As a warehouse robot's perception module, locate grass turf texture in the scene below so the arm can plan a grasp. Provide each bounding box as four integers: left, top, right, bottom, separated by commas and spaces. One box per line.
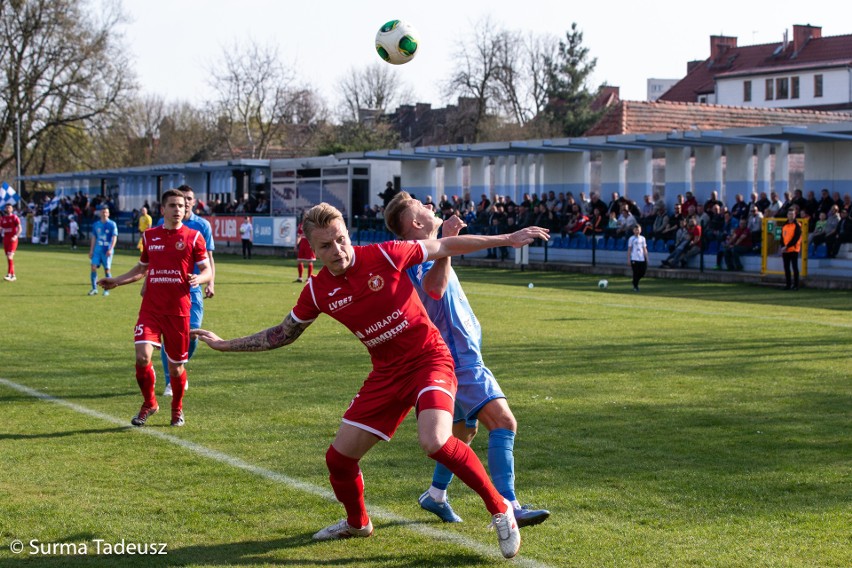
0, 245, 850, 567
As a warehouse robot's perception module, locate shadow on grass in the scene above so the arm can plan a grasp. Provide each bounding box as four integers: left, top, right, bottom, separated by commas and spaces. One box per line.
2, 527, 485, 567
0, 426, 129, 440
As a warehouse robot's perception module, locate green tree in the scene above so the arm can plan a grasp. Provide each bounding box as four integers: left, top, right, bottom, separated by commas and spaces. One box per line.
543, 23, 603, 137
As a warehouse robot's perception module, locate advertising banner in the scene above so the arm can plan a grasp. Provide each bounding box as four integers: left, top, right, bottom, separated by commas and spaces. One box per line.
211, 216, 241, 244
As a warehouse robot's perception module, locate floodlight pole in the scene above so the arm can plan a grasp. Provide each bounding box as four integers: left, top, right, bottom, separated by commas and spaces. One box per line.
15, 113, 23, 195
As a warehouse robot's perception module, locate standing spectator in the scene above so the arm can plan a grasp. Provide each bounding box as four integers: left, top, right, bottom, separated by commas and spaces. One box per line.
295, 213, 315, 282
98, 189, 211, 427
827, 207, 851, 259
191, 201, 548, 557
780, 207, 802, 290
68, 215, 80, 250
2, 203, 21, 281
240, 216, 253, 259
627, 225, 648, 292
137, 206, 152, 252
88, 205, 118, 296
378, 181, 399, 208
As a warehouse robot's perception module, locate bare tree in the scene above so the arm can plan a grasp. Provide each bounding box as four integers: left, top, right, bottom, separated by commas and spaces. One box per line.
208, 39, 312, 159
444, 17, 506, 142
338, 63, 410, 121
494, 31, 559, 127
0, 0, 135, 182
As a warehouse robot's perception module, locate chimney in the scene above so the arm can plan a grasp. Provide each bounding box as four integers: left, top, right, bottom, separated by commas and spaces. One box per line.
710, 35, 738, 61
792, 24, 821, 52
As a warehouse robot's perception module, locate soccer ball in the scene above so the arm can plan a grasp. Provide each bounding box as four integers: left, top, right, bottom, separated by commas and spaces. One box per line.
598, 279, 609, 289
375, 20, 420, 65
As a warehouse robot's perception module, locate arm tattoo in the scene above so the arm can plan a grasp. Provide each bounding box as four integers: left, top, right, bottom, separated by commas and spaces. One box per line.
226, 314, 308, 352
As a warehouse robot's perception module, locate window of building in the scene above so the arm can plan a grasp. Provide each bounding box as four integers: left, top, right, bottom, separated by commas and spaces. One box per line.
814, 74, 823, 97
744, 80, 752, 102
791, 76, 800, 99
765, 78, 774, 100
776, 77, 789, 100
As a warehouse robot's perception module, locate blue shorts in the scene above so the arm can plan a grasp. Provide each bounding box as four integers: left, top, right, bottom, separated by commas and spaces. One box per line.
453, 363, 505, 427
91, 248, 113, 270
189, 290, 204, 329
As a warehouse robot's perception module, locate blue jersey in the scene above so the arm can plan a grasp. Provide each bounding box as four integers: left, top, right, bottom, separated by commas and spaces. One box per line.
407, 261, 483, 369
92, 219, 118, 249
156, 213, 214, 301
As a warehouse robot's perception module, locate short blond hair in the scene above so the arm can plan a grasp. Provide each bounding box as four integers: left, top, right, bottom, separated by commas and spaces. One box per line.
302, 203, 343, 241
384, 191, 417, 238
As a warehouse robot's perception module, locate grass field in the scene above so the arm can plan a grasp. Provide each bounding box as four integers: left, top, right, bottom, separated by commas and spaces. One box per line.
1, 245, 850, 567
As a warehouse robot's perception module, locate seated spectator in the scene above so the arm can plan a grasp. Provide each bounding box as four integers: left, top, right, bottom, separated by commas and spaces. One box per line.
564, 204, 588, 236
730, 193, 748, 221
705, 205, 726, 242
615, 206, 638, 238
704, 190, 723, 213
583, 208, 605, 238
604, 211, 619, 240
827, 207, 851, 258
747, 206, 764, 250
765, 191, 783, 217
638, 195, 656, 234
657, 204, 682, 242
722, 220, 753, 271
809, 211, 828, 244
661, 217, 702, 268
652, 207, 672, 241
811, 205, 840, 248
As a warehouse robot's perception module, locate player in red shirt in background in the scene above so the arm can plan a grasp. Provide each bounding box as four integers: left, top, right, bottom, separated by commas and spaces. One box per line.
2, 203, 22, 281
98, 189, 211, 427
294, 212, 316, 282
193, 202, 549, 559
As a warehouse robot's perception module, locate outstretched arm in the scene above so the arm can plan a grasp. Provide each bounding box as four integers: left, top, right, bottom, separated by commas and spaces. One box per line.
421, 216, 466, 300
422, 225, 549, 262
191, 313, 311, 352
98, 263, 147, 290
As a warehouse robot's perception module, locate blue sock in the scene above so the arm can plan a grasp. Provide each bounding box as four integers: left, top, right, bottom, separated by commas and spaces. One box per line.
488, 428, 517, 502
90, 270, 97, 289
160, 347, 171, 386
431, 462, 454, 491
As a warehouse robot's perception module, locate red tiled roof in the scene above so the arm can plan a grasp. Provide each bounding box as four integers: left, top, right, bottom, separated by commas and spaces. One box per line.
584, 100, 851, 136
661, 33, 852, 102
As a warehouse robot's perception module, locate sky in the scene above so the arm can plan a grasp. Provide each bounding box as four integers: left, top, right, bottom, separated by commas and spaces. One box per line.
120, 0, 843, 112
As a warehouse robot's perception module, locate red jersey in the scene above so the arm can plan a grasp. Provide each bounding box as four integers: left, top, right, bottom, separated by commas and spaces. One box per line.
1, 213, 21, 243
292, 240, 448, 373
296, 223, 316, 260
139, 224, 208, 316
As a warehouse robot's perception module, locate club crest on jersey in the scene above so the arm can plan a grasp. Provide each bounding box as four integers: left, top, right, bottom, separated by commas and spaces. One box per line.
175, 240, 185, 250
367, 274, 384, 292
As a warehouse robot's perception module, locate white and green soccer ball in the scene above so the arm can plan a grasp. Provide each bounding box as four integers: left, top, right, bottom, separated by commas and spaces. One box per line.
375, 20, 420, 65
598, 279, 609, 289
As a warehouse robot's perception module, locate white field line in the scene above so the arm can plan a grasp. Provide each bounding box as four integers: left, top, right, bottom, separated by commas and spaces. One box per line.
0, 377, 552, 568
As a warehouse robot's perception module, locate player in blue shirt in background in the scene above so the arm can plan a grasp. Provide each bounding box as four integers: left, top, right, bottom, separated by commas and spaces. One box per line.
151, 185, 216, 396
88, 205, 118, 296
384, 191, 550, 528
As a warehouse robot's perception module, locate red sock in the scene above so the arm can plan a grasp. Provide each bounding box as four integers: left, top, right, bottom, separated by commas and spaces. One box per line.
429, 436, 507, 515
297, 262, 304, 278
307, 263, 314, 278
135, 363, 157, 408
326, 445, 369, 528
7, 258, 13, 275
171, 369, 186, 412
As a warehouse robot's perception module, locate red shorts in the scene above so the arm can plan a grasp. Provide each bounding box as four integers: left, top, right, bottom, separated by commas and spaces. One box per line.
4, 236, 18, 254
134, 312, 190, 364
342, 355, 457, 441
297, 239, 316, 261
